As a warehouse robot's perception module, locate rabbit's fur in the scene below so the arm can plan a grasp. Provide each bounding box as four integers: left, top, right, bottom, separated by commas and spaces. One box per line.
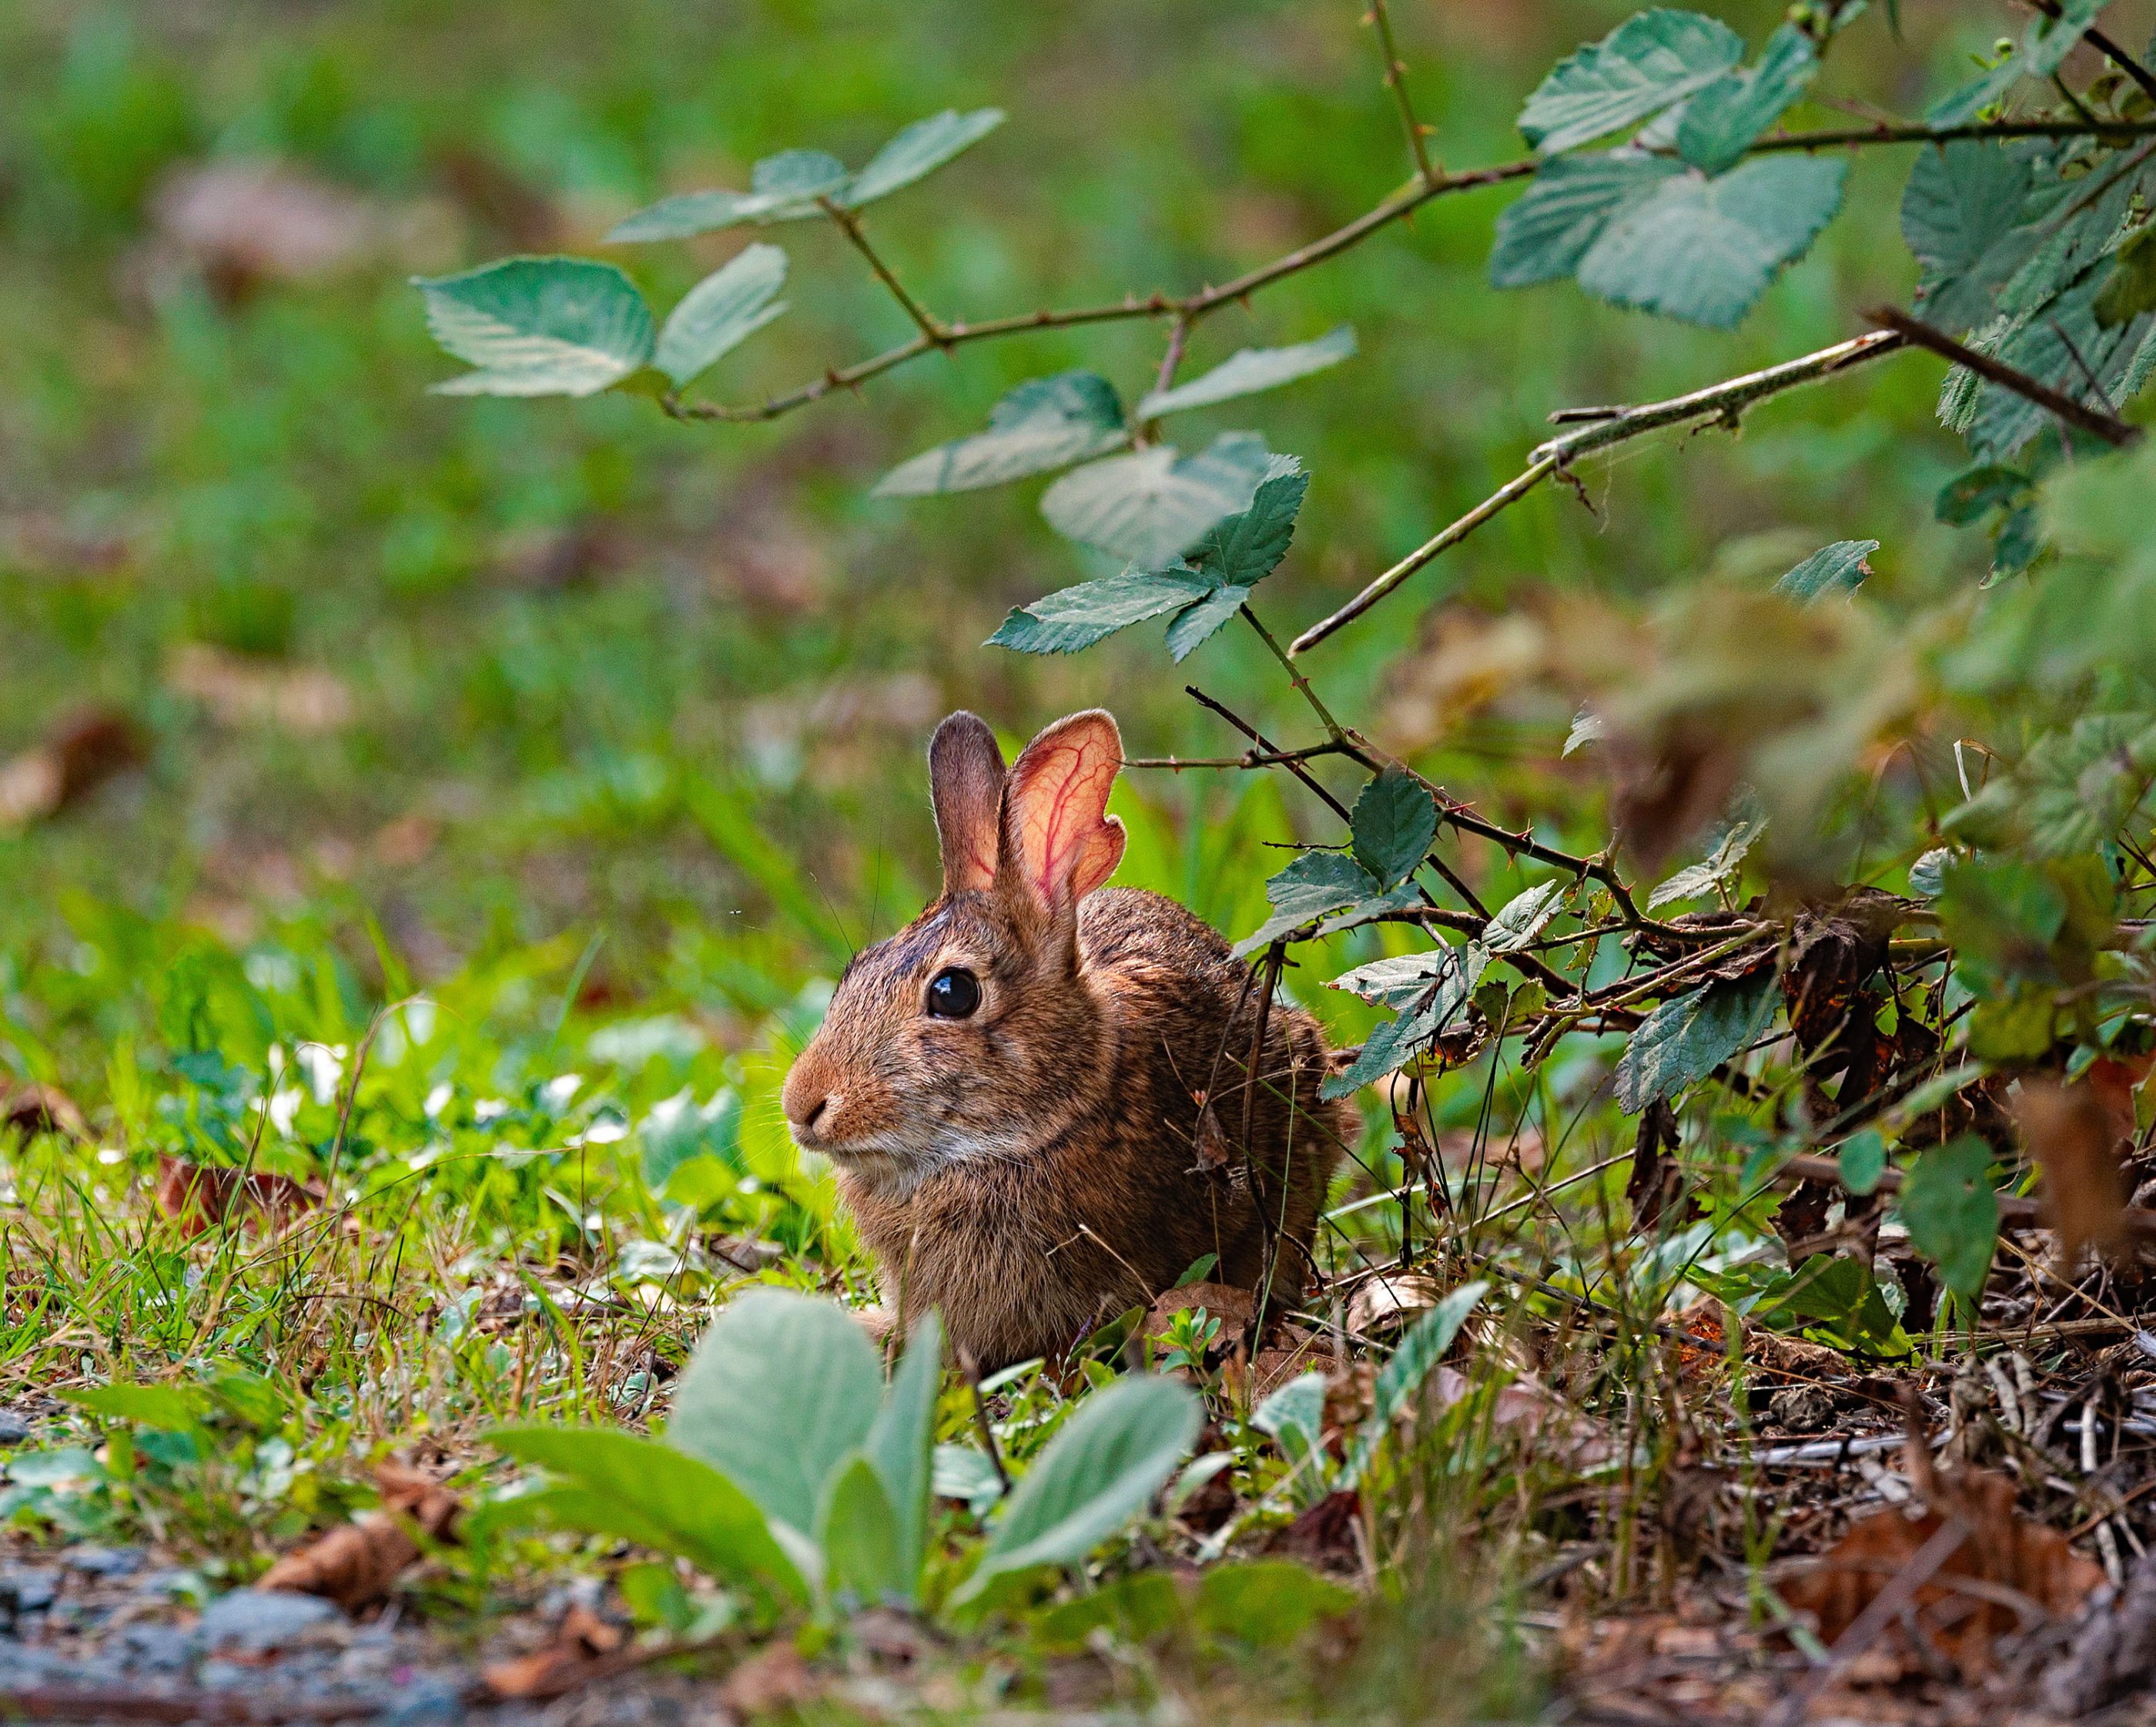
782, 708, 1351, 1368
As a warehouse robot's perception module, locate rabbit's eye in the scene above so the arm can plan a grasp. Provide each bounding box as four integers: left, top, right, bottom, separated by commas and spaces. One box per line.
926, 967, 981, 1019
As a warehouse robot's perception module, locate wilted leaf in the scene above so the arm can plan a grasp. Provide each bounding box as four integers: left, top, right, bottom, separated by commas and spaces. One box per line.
607, 149, 849, 242
1490, 152, 1681, 288
1350, 767, 1438, 889
1322, 945, 1488, 1099
2015, 1078, 2127, 1266
1614, 970, 1778, 1112
1137, 327, 1357, 419
1900, 1135, 2000, 1303
987, 566, 1211, 656
1516, 9, 1745, 154
0, 1080, 86, 1140
1676, 23, 1818, 176
1574, 156, 1845, 329
840, 109, 1005, 208
876, 372, 1127, 496
155, 1156, 322, 1237
654, 244, 788, 388
414, 258, 655, 397
1040, 433, 1291, 565
1347, 1273, 1448, 1340
1773, 538, 1877, 603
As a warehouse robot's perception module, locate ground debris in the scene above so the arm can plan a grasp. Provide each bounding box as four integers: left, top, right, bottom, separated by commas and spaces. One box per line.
256, 1463, 460, 1610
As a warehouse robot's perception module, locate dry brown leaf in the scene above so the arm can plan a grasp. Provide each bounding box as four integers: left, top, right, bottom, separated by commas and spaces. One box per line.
0, 708, 144, 828
0, 1081, 87, 1140
1189, 1096, 1234, 1173
258, 1463, 461, 1611
1146, 1282, 1254, 1357
1382, 604, 1548, 751
1266, 1488, 1362, 1574
2017, 1076, 2128, 1267
169, 644, 354, 733
720, 1642, 819, 1718
155, 1156, 323, 1237
1347, 1272, 1446, 1340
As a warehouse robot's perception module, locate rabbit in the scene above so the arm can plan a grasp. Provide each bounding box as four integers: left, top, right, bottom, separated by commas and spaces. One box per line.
781, 708, 1353, 1370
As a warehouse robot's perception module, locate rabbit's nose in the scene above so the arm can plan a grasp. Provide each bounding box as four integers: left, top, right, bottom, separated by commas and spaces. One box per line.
798, 1096, 829, 1133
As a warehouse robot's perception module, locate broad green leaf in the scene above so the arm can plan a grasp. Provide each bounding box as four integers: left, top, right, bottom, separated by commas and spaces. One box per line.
1137, 327, 1357, 419
1900, 142, 2034, 334
841, 109, 1004, 208
1963, 277, 2150, 461
665, 1289, 882, 1541
1647, 802, 1766, 909
875, 372, 1127, 496
988, 567, 1211, 656
1194, 1561, 1356, 1646
815, 1453, 909, 1605
654, 244, 788, 389
1321, 946, 1488, 1099
1251, 1372, 1327, 1465
606, 149, 849, 242
62, 1385, 205, 1433
1312, 882, 1425, 939
414, 258, 654, 397
1899, 1136, 2000, 1302
1516, 9, 1745, 154
1490, 152, 1682, 288
864, 1311, 942, 1601
2097, 225, 2156, 329
639, 1086, 742, 1193
1040, 433, 1292, 565
1838, 1129, 1887, 1197
1774, 538, 1878, 602
932, 1443, 1006, 1514
487, 1427, 808, 1601
1935, 464, 2029, 524
955, 1374, 1200, 1603
1340, 1281, 1488, 1487
1163, 584, 1251, 663
1330, 945, 1478, 1011
1183, 467, 1309, 587
1676, 23, 1818, 175
1484, 880, 1565, 952
1233, 852, 1379, 957
1575, 156, 1845, 328
1032, 1570, 1183, 1652
1613, 970, 1777, 1112
1350, 767, 1438, 889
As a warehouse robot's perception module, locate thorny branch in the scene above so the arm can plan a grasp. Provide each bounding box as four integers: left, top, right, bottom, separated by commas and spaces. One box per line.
1866, 305, 2144, 448
1365, 0, 1437, 187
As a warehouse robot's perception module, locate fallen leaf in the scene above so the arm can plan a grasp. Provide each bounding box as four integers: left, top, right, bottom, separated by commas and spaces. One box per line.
0, 1081, 86, 1140
1266, 1488, 1362, 1574
721, 1642, 819, 1718
155, 1156, 323, 1237
2016, 1077, 2128, 1267
1347, 1273, 1446, 1340
0, 708, 145, 828
258, 1463, 461, 1611
169, 644, 353, 733
1146, 1282, 1255, 1354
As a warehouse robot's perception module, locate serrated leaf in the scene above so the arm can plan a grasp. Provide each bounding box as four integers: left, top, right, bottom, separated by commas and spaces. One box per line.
415, 258, 654, 397
840, 109, 1004, 208
1490, 152, 1682, 288
1040, 433, 1292, 565
1676, 23, 1818, 176
654, 244, 788, 389
1184, 467, 1309, 587
1313, 882, 1424, 938
607, 149, 849, 243
988, 566, 1212, 656
1647, 803, 1766, 909
1935, 463, 2030, 524
1517, 9, 1745, 155
954, 1375, 1199, 1604
1163, 584, 1250, 662
1900, 1135, 1999, 1300
876, 372, 1127, 496
1485, 880, 1565, 952
1901, 142, 2034, 334
1321, 944, 1488, 1099
1233, 852, 1380, 957
1351, 767, 1438, 889
1330, 945, 1475, 1010
2097, 225, 2156, 329
1773, 538, 1878, 603
1575, 156, 1844, 328
1927, 0, 2108, 126
1614, 970, 1777, 1112
1137, 327, 1357, 419
665, 1289, 882, 1542
1965, 276, 2150, 461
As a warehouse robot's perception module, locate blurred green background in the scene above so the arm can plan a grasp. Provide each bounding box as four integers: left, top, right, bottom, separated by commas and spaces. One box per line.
0, 0, 2097, 1093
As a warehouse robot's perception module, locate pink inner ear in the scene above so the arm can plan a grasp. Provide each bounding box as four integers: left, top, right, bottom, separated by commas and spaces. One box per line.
1009, 718, 1122, 906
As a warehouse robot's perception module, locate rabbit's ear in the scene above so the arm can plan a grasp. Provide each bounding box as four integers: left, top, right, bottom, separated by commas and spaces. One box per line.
998, 710, 1127, 919
929, 711, 1006, 895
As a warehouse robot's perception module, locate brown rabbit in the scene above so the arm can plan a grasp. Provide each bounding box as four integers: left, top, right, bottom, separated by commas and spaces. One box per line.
781, 708, 1353, 1369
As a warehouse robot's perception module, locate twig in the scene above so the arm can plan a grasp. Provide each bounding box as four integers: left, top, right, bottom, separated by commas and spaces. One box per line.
1186, 685, 1354, 823
956, 1344, 1013, 1493
1288, 330, 1908, 654
2029, 0, 2156, 105
819, 196, 946, 345
1366, 0, 1437, 185
1749, 115, 2156, 149
1122, 742, 1349, 771
1865, 306, 2141, 447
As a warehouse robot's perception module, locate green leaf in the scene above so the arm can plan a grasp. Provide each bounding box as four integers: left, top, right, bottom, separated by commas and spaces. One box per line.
2097, 226, 2156, 329
954, 1374, 1200, 1604
1194, 1561, 1355, 1646
815, 1453, 909, 1605
1340, 1281, 1488, 1488
1927, 0, 2108, 126
1040, 433, 1291, 565
1575, 156, 1845, 329
1900, 142, 2034, 334
1773, 538, 1878, 602
1935, 463, 2030, 524
62, 1385, 205, 1434
1350, 767, 1438, 889
1676, 23, 1818, 176
665, 1289, 882, 1541
840, 109, 1004, 208
1484, 880, 1565, 952
1251, 1372, 1327, 1465
606, 149, 849, 242
1647, 802, 1766, 909
1899, 1136, 2000, 1303
988, 566, 1212, 656
654, 244, 788, 389
1233, 852, 1380, 957
1614, 970, 1778, 1112
1163, 584, 1251, 663
864, 1312, 941, 1602
1838, 1129, 1887, 1197
1033, 1571, 1183, 1652
487, 1427, 808, 1601
1183, 467, 1308, 587
1321, 945, 1489, 1099
1137, 327, 1357, 419
1517, 9, 1745, 154
875, 372, 1127, 496
1490, 152, 1681, 288
414, 258, 655, 397
1330, 945, 1479, 1011
640, 1086, 742, 1193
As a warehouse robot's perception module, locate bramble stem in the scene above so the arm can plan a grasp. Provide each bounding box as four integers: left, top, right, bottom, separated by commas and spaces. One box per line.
1366, 1, 1437, 186
819, 197, 946, 346
1866, 306, 2142, 447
